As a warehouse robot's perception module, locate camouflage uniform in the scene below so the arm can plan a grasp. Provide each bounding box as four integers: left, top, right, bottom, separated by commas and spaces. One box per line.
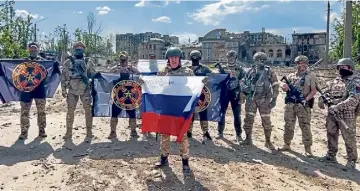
19, 42, 47, 140
319, 58, 360, 169
217, 50, 246, 141
108, 51, 141, 139
242, 52, 279, 150
155, 47, 197, 172
279, 56, 317, 156
61, 41, 96, 140
187, 50, 212, 142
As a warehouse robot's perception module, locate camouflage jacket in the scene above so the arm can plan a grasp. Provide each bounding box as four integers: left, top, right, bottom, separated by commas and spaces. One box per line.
110, 64, 140, 74
320, 75, 360, 118
157, 66, 194, 76
218, 62, 246, 91
286, 70, 317, 98
188, 63, 212, 76
244, 65, 279, 99
61, 58, 96, 95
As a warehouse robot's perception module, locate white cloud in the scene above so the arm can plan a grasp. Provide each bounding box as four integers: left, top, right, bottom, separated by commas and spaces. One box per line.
96, 6, 111, 15
135, 0, 146, 7
324, 12, 340, 23
189, 0, 270, 26
152, 16, 171, 23
15, 9, 40, 19
186, 22, 193, 25
171, 32, 199, 44
73, 11, 83, 14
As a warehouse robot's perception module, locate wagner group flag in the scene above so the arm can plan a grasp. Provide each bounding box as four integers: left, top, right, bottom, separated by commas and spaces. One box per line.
0, 59, 60, 103
141, 75, 205, 142
193, 73, 229, 122
91, 72, 142, 118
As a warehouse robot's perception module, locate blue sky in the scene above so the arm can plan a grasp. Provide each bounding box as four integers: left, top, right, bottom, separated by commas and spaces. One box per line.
11, 0, 343, 44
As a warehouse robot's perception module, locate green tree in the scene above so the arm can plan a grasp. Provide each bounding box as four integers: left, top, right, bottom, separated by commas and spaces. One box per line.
330, 1, 360, 66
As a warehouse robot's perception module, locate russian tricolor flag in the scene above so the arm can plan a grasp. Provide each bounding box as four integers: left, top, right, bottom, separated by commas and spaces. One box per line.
140, 75, 205, 142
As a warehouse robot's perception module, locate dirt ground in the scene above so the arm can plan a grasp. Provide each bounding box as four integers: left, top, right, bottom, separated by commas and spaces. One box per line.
0, 72, 359, 191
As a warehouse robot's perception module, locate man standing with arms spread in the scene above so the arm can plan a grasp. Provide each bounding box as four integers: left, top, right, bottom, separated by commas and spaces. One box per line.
217, 50, 246, 142
154, 47, 206, 172
108, 51, 141, 139
18, 42, 47, 140
278, 55, 317, 157
242, 52, 279, 150
61, 41, 96, 141
186, 50, 212, 143
319, 58, 360, 170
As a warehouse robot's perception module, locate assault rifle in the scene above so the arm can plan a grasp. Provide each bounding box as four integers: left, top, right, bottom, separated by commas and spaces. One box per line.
315, 84, 350, 130
281, 76, 306, 105
214, 62, 225, 74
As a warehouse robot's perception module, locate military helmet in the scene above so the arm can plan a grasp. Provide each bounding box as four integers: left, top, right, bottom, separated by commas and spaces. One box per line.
190, 50, 202, 59
73, 41, 86, 49
28, 42, 40, 49
294, 55, 309, 64
165, 47, 182, 59
119, 51, 129, 59
337, 58, 354, 70
226, 50, 238, 58
253, 52, 268, 62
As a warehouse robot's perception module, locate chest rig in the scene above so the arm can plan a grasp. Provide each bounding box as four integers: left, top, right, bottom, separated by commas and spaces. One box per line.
246, 66, 272, 97
329, 77, 349, 101
69, 58, 87, 79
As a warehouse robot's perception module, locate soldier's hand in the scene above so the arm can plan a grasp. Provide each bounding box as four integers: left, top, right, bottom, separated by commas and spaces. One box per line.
62, 91, 67, 98
282, 84, 289, 92
328, 105, 338, 115
202, 77, 208, 84
270, 98, 277, 109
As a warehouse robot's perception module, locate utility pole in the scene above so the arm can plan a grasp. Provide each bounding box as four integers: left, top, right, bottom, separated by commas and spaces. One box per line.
343, 1, 353, 58
325, 1, 331, 64
33, 18, 47, 42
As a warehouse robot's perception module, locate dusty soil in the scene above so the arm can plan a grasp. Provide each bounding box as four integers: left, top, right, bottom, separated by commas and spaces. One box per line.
0, 70, 359, 191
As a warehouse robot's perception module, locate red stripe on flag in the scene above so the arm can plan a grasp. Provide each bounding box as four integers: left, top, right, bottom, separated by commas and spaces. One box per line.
141, 112, 193, 142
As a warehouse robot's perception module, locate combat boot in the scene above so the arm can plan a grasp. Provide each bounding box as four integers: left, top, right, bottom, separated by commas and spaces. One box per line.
62, 127, 72, 140
264, 130, 275, 150
38, 128, 47, 138
18, 131, 28, 140
278, 144, 291, 151
154, 155, 169, 168
242, 132, 252, 145
107, 131, 117, 139
202, 131, 212, 144
216, 124, 224, 139
236, 134, 243, 143
130, 129, 139, 138
304, 146, 313, 157
319, 154, 337, 163
343, 160, 356, 171
182, 158, 191, 172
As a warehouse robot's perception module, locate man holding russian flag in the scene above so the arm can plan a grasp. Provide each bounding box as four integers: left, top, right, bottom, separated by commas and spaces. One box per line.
140, 47, 206, 172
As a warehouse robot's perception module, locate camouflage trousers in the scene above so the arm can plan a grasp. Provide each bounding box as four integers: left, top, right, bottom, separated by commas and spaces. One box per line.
283, 103, 312, 147
110, 118, 137, 131
20, 99, 46, 134
326, 114, 357, 161
188, 111, 208, 134
160, 134, 189, 159
66, 93, 93, 133
243, 97, 272, 139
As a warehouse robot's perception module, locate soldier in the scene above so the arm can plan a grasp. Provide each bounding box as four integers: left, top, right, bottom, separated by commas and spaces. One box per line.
319, 58, 360, 170
186, 50, 212, 142
149, 52, 156, 59
18, 42, 47, 140
278, 55, 317, 157
241, 52, 279, 150
61, 41, 96, 140
154, 47, 206, 172
216, 50, 246, 142
108, 51, 141, 139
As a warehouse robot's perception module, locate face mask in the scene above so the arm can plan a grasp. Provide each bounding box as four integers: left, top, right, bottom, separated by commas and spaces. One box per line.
339, 68, 353, 77
74, 48, 84, 57
29, 51, 38, 58
191, 59, 200, 66
120, 59, 127, 66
